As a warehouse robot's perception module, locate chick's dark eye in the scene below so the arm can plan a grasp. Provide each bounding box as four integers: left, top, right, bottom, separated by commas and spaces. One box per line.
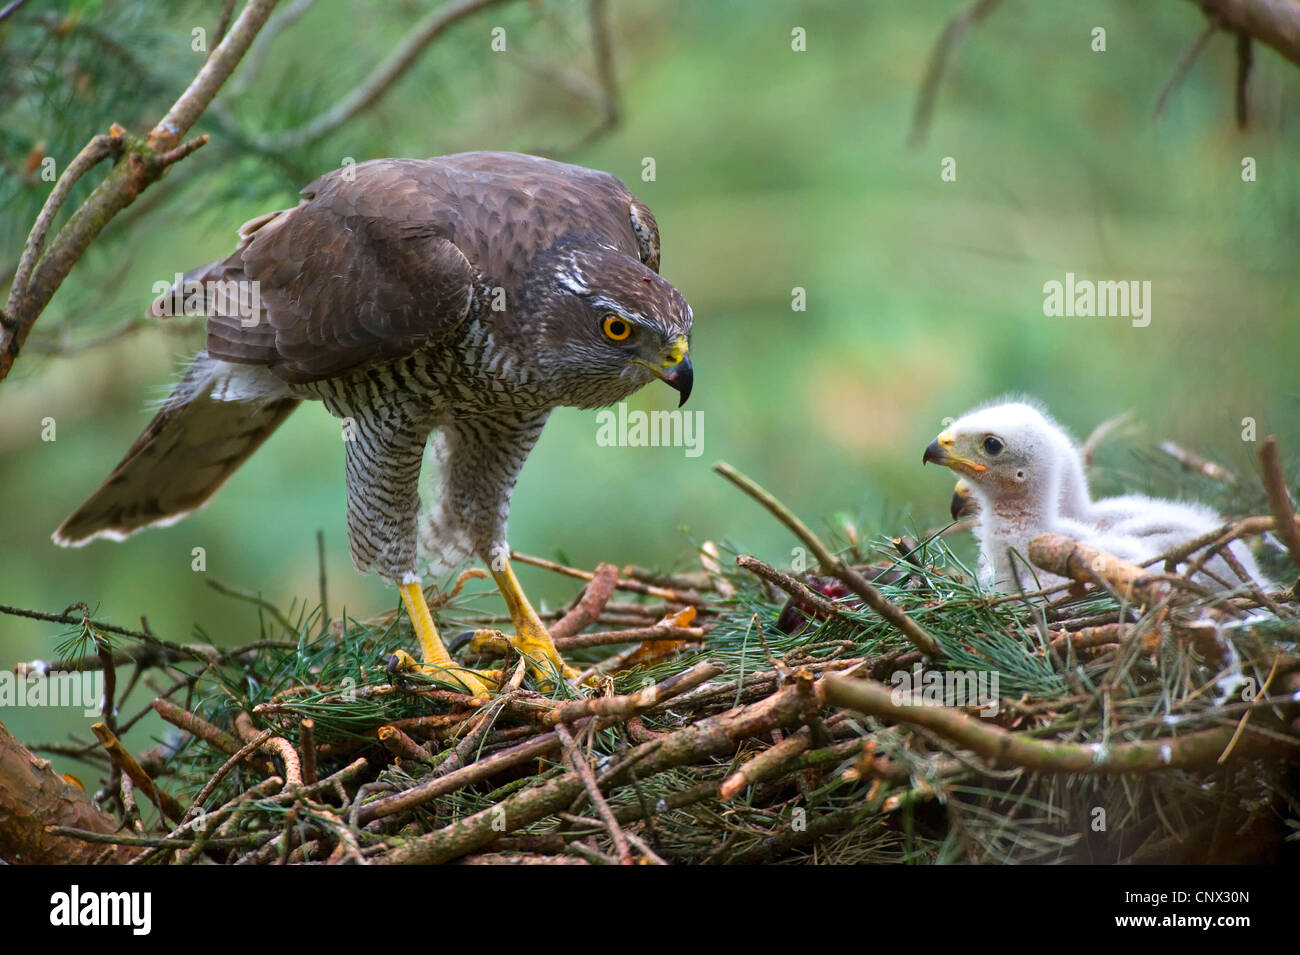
983, 436, 1004, 456
601, 314, 631, 342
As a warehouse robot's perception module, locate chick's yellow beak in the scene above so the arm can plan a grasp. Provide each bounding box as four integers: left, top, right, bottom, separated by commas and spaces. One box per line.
922, 430, 987, 474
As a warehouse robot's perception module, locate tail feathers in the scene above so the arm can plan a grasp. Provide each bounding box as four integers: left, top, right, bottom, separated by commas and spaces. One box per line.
54, 354, 298, 546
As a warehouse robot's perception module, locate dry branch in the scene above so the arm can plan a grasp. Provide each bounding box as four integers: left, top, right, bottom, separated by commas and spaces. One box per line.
250, 0, 509, 150
1029, 533, 1173, 607
823, 674, 1288, 773
1259, 436, 1300, 572
0, 0, 277, 382
715, 461, 940, 656
0, 719, 142, 863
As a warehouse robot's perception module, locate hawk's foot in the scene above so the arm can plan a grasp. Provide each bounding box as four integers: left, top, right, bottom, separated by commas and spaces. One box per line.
462, 625, 584, 687
487, 557, 588, 689
397, 580, 495, 698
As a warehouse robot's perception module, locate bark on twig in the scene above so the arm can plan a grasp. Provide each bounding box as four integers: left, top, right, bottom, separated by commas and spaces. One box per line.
823, 674, 1286, 773
250, 0, 509, 150
557, 723, 631, 864
0, 719, 142, 863
551, 563, 619, 639
378, 682, 816, 864
90, 722, 184, 823
715, 462, 940, 656
0, 0, 277, 382
1029, 532, 1173, 607
1259, 436, 1300, 573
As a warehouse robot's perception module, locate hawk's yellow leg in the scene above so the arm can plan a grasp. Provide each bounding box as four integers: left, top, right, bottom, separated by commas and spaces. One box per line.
393, 581, 495, 698
486, 557, 585, 686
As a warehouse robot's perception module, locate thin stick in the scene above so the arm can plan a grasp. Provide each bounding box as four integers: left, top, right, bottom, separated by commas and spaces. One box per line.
8, 132, 124, 307
299, 719, 318, 785
206, 578, 297, 636
511, 551, 706, 606
715, 462, 939, 656
184, 731, 272, 821
553, 626, 705, 651
91, 722, 184, 822
253, 0, 509, 150
316, 530, 329, 631
823, 674, 1283, 773
1259, 436, 1300, 572
908, 0, 1003, 146
1154, 22, 1217, 120
557, 723, 631, 864
735, 554, 858, 628
1160, 440, 1238, 485
551, 562, 619, 638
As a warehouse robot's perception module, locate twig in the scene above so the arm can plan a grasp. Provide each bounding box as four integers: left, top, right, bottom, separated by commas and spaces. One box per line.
251, 0, 509, 150
1259, 436, 1300, 572
206, 578, 298, 636
184, 731, 272, 821
1154, 22, 1217, 120
359, 661, 720, 825
7, 132, 125, 311
1235, 29, 1253, 128
527, 0, 621, 155
541, 661, 723, 727
823, 674, 1285, 773
553, 626, 705, 651
714, 462, 939, 656
90, 722, 184, 822
234, 712, 302, 787
1160, 441, 1238, 485
557, 723, 631, 864
46, 828, 261, 850
0, 0, 33, 23
151, 699, 247, 760
229, 0, 317, 95
908, 0, 1003, 146
511, 551, 707, 605
1029, 532, 1173, 608
377, 682, 815, 864
735, 554, 858, 629
0, 0, 277, 382
1081, 410, 1136, 467
316, 531, 329, 632
551, 563, 619, 638
378, 725, 432, 762
719, 727, 811, 801
299, 719, 318, 785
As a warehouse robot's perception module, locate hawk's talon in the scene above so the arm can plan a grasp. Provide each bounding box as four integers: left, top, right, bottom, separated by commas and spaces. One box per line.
464, 628, 511, 656
397, 581, 494, 698
487, 557, 593, 690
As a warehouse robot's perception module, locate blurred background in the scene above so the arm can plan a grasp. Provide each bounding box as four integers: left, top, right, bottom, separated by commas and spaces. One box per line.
2, 1, 1298, 747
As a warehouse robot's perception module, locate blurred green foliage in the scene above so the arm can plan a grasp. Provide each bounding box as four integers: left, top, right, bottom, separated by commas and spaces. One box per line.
2, 1, 1298, 749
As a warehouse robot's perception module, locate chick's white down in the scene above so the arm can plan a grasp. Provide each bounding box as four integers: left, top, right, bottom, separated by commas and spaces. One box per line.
929, 400, 1271, 592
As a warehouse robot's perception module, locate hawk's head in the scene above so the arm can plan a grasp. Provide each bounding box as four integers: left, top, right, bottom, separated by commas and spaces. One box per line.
524, 243, 693, 409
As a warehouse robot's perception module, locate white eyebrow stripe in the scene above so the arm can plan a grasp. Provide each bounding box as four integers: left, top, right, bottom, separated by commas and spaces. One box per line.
589, 296, 649, 325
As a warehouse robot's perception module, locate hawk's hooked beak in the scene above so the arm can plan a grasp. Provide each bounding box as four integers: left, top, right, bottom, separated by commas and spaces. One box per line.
651, 337, 692, 407
922, 430, 986, 475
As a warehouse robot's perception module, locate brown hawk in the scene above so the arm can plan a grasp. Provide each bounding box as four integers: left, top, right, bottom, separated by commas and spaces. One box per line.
54, 151, 694, 696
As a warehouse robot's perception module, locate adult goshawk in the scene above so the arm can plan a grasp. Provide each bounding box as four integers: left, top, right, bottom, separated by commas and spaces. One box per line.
54, 151, 694, 696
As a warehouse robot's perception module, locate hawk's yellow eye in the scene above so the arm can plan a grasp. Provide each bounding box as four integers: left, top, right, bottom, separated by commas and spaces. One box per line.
602, 314, 632, 342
